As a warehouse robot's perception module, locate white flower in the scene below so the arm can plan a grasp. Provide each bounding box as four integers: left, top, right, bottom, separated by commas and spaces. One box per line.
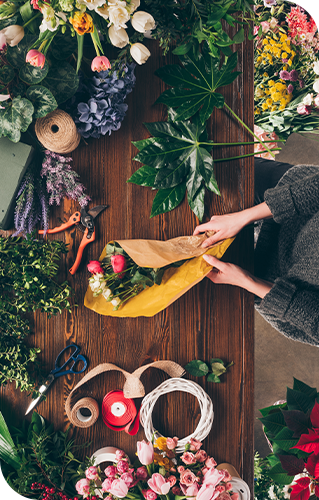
303, 93, 313, 106
314, 60, 319, 75
39, 8, 66, 33
130, 42, 150, 65
268, 485, 277, 500
127, 0, 140, 14
0, 25, 24, 47
90, 280, 102, 293
98, 0, 130, 29
313, 80, 319, 93
0, 94, 10, 101
94, 273, 104, 280
77, 0, 105, 11
269, 17, 278, 29
131, 11, 155, 33
102, 288, 112, 300
111, 297, 121, 306
108, 25, 129, 47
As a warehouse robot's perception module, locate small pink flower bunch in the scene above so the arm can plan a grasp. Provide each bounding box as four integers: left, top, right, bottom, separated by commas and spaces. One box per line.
254, 125, 280, 161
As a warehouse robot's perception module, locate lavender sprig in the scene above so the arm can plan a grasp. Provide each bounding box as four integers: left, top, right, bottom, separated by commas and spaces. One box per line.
41, 150, 91, 208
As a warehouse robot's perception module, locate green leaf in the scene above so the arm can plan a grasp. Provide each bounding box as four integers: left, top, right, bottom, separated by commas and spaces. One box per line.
0, 65, 15, 85
131, 270, 154, 288
0, 97, 34, 142
259, 403, 287, 417
173, 43, 192, 56
287, 387, 314, 413
210, 362, 227, 377
50, 31, 78, 61
20, 0, 37, 34
272, 427, 298, 452
26, 85, 57, 118
187, 186, 205, 221
207, 373, 221, 383
268, 463, 294, 485
0, 412, 20, 469
150, 183, 186, 218
41, 61, 79, 104
127, 166, 157, 187
293, 378, 317, 399
232, 28, 245, 44
76, 33, 84, 73
260, 411, 286, 436
19, 60, 49, 84
6, 35, 37, 69
185, 360, 209, 377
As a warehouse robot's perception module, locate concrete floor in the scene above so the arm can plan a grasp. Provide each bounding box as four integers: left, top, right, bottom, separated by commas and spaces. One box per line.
254, 131, 319, 456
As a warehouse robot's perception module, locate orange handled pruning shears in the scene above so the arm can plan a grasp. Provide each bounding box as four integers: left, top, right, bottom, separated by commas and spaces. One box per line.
39, 205, 108, 274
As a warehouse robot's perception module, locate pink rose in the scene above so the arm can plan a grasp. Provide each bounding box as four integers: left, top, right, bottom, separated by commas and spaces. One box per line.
115, 449, 127, 460
137, 440, 154, 466
177, 466, 185, 473
121, 472, 134, 487
111, 254, 127, 278
180, 470, 197, 486
148, 473, 171, 495
205, 458, 217, 469
297, 104, 312, 115
181, 452, 197, 465
195, 450, 208, 463
105, 465, 117, 477
136, 466, 148, 480
218, 493, 232, 500
203, 468, 225, 487
181, 484, 199, 497
225, 483, 232, 491
75, 478, 90, 496
91, 55, 111, 72
196, 484, 220, 500
142, 489, 158, 500
168, 475, 177, 487
109, 478, 129, 498
189, 438, 202, 451
215, 485, 225, 493
87, 260, 104, 274
26, 49, 45, 69
166, 437, 178, 450
85, 466, 99, 480
101, 477, 113, 492
220, 470, 231, 482
117, 459, 129, 474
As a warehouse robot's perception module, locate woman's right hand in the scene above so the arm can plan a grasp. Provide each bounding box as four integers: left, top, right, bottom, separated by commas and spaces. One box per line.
193, 211, 248, 247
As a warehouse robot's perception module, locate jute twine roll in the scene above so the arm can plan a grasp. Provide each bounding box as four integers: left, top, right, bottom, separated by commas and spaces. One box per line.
69, 397, 100, 428
35, 109, 81, 154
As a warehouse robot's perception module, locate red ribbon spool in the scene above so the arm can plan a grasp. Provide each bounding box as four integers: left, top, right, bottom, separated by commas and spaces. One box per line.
102, 390, 140, 435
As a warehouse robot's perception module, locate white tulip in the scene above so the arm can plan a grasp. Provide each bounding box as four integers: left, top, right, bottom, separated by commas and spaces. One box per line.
127, 0, 140, 14
111, 297, 121, 306
0, 25, 24, 47
314, 61, 319, 75
102, 288, 112, 300
313, 80, 319, 93
90, 280, 102, 293
303, 93, 313, 106
108, 25, 129, 48
0, 94, 10, 101
130, 42, 150, 65
131, 11, 155, 33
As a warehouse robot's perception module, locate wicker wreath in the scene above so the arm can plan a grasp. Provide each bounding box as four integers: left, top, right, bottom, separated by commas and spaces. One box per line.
139, 378, 214, 453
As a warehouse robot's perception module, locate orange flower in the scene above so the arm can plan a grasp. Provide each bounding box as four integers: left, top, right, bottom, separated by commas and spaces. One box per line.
70, 12, 94, 35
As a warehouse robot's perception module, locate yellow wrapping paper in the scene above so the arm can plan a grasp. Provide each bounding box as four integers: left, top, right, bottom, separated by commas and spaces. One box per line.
84, 234, 234, 318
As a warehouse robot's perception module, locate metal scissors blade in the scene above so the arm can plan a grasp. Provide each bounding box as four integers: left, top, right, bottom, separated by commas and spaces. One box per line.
25, 374, 55, 415
87, 205, 108, 219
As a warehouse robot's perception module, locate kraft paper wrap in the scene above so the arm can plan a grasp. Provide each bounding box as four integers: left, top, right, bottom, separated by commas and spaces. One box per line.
84, 232, 234, 317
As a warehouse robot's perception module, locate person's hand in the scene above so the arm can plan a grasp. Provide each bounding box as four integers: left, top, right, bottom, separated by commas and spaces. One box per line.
193, 212, 248, 248
203, 255, 273, 298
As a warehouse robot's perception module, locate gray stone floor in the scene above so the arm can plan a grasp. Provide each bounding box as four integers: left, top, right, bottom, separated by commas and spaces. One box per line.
254, 131, 319, 456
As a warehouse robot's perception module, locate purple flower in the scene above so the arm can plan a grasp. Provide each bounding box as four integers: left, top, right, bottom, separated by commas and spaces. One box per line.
287, 84, 294, 94
279, 70, 290, 80
289, 70, 299, 82
299, 79, 305, 89
263, 0, 276, 7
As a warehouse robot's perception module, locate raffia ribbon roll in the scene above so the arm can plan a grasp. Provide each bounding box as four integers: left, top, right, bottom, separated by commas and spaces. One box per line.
35, 110, 81, 154
69, 397, 99, 428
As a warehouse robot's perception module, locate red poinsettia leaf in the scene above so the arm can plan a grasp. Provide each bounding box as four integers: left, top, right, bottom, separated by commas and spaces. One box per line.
292, 429, 319, 454
311, 402, 319, 429
291, 477, 311, 500
306, 453, 319, 479
315, 485, 319, 497
279, 454, 306, 476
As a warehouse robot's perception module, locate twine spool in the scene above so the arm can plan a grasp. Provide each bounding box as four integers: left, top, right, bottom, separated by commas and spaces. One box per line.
35, 109, 81, 153
140, 378, 214, 453
69, 397, 99, 428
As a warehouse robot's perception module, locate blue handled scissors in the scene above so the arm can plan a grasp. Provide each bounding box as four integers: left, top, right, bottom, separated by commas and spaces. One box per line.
25, 343, 87, 415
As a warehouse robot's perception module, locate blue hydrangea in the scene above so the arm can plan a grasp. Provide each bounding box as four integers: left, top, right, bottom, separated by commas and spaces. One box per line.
68, 64, 136, 139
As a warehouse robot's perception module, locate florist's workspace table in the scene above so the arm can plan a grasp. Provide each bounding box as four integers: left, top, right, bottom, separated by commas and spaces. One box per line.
0, 33, 255, 493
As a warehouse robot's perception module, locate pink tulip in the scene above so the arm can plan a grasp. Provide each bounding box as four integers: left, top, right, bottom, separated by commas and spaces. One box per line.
109, 478, 129, 498
87, 260, 104, 274
91, 55, 111, 72
148, 473, 171, 495
181, 483, 199, 497
203, 468, 225, 487
196, 484, 220, 500
137, 440, 154, 465
75, 478, 90, 496
26, 49, 45, 69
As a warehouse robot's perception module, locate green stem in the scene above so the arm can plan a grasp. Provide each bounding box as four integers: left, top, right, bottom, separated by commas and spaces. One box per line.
199, 140, 284, 147
90, 32, 100, 56
223, 102, 276, 158
214, 149, 281, 162
23, 12, 41, 28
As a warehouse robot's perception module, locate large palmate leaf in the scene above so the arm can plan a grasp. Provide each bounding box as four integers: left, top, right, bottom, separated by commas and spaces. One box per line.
128, 114, 219, 219
0, 97, 34, 142
155, 50, 241, 124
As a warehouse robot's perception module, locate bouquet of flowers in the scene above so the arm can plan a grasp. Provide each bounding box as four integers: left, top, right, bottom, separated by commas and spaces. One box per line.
75, 437, 239, 500
254, 1, 319, 139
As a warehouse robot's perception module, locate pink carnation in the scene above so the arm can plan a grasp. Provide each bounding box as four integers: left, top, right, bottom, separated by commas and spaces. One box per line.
143, 489, 158, 500
85, 466, 99, 480
225, 483, 233, 491
101, 477, 113, 492
115, 449, 127, 460
168, 476, 177, 487
121, 472, 134, 487
75, 478, 90, 496
105, 465, 117, 477
117, 459, 129, 474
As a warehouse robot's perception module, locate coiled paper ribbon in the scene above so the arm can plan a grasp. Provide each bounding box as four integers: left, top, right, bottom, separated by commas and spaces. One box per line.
102, 390, 140, 435
65, 360, 185, 429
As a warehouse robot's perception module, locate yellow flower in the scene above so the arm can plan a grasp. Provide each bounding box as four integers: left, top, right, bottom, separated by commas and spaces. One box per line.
268, 80, 275, 87
257, 56, 262, 64
255, 87, 264, 98
155, 437, 168, 451
69, 11, 94, 35
288, 59, 293, 66
275, 82, 286, 91
282, 52, 288, 59
255, 108, 261, 115
262, 102, 268, 110
266, 98, 273, 107
263, 72, 269, 78
262, 38, 268, 45
271, 105, 277, 111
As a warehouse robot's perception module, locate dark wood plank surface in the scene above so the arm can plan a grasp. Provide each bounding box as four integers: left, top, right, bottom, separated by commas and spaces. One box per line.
0, 25, 255, 493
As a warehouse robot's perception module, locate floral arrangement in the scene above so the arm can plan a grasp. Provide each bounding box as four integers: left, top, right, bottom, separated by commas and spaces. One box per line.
254, 125, 280, 160
254, 0, 319, 139
259, 377, 319, 500
75, 437, 239, 500
254, 452, 291, 500
87, 242, 185, 310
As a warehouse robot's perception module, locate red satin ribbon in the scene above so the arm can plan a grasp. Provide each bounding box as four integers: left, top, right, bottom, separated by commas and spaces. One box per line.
102, 390, 140, 435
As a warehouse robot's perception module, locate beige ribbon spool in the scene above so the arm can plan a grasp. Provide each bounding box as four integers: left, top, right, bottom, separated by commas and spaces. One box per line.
35, 109, 81, 154
65, 360, 185, 428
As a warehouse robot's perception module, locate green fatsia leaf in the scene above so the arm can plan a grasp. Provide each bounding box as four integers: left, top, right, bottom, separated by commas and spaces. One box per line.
155, 50, 241, 123
187, 186, 205, 221
150, 183, 186, 218
0, 97, 34, 142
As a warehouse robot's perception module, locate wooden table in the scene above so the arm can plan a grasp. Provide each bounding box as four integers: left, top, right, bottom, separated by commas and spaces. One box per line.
0, 26, 255, 494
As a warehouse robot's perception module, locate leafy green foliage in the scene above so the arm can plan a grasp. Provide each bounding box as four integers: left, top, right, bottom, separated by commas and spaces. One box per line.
50, 31, 78, 61
41, 61, 79, 105
0, 96, 33, 142
185, 357, 233, 382
0, 411, 20, 470
155, 51, 240, 124
254, 451, 293, 500
26, 85, 58, 118
0, 235, 74, 392
19, 60, 49, 85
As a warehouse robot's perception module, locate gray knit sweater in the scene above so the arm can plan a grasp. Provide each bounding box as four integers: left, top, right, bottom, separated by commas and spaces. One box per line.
254, 164, 319, 346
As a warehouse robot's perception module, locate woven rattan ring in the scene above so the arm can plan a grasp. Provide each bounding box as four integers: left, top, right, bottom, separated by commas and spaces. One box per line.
35, 109, 81, 154
139, 378, 214, 453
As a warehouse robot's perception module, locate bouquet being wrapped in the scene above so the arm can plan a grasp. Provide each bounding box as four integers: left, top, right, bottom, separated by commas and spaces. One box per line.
75, 437, 240, 500
84, 233, 234, 317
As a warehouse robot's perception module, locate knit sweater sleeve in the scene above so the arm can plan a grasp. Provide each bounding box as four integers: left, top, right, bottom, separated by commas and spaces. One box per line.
264, 169, 319, 223
258, 278, 319, 343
